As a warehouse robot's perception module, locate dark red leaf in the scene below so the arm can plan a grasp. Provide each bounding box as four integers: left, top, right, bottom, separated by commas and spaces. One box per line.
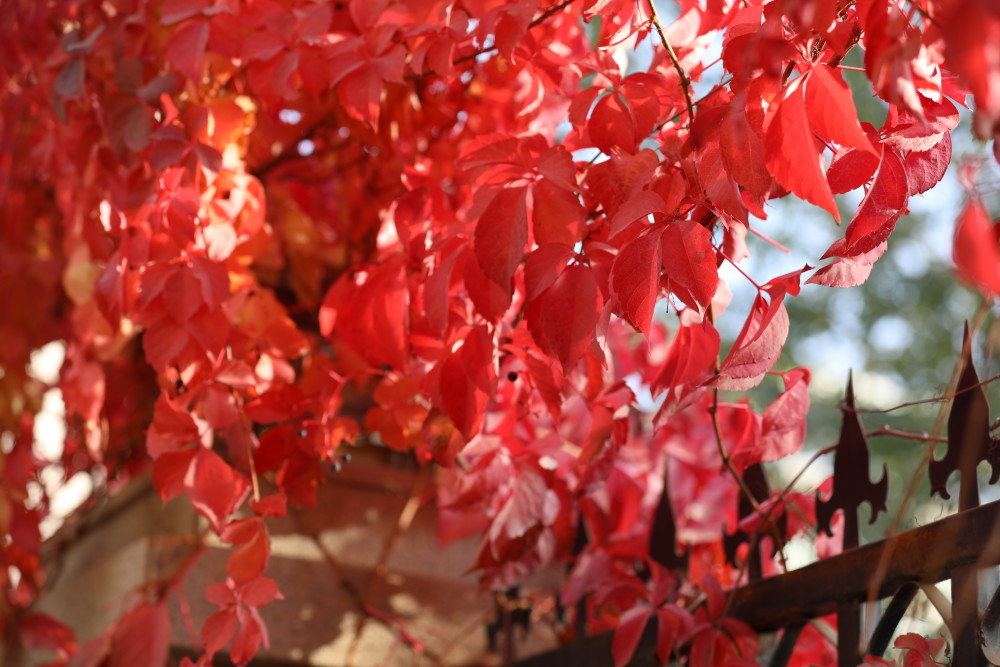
19, 613, 76, 655
612, 606, 652, 667
167, 19, 209, 82
474, 186, 529, 295
661, 220, 718, 312
530, 264, 601, 368
720, 105, 772, 200
610, 225, 662, 334
109, 603, 170, 667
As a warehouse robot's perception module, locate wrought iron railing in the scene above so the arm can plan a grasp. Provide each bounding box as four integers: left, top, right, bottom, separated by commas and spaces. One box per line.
518, 329, 1000, 667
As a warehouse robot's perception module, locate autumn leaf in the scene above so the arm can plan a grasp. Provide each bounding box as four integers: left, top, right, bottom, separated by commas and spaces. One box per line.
953, 199, 1000, 296
712, 294, 790, 391
528, 264, 601, 368
805, 65, 879, 155
610, 225, 662, 334
661, 220, 718, 312
839, 147, 910, 256
765, 81, 840, 220
474, 186, 530, 296
612, 606, 653, 667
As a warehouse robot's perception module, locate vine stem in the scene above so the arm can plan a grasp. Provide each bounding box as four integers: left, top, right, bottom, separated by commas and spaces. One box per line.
233, 390, 261, 503
707, 301, 789, 573
709, 389, 760, 512
646, 0, 696, 125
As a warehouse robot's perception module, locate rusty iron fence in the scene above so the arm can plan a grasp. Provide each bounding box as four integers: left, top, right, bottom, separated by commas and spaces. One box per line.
518, 330, 1000, 667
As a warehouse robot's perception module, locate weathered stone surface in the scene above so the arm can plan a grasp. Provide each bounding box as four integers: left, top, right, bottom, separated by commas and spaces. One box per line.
30, 448, 563, 666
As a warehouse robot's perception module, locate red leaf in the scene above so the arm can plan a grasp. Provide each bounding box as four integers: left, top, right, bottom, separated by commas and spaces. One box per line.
226, 520, 270, 583
240, 576, 284, 607
251, 494, 287, 518
713, 294, 790, 391
610, 225, 662, 334
943, 0, 1000, 138
438, 327, 494, 439
806, 65, 878, 155
152, 448, 197, 502
827, 146, 881, 194
185, 448, 248, 534
531, 179, 587, 246
142, 316, 190, 371
524, 244, 575, 303
529, 264, 601, 368
839, 148, 909, 256
953, 199, 1000, 296
190, 257, 230, 309
201, 609, 237, 657
720, 105, 772, 200
765, 83, 839, 219
651, 318, 721, 399
656, 606, 690, 664
760, 368, 811, 460
167, 19, 209, 82
147, 394, 201, 458
590, 92, 638, 155
161, 0, 211, 24
807, 242, 887, 288
612, 606, 652, 667
608, 189, 667, 238
206, 581, 236, 606
489, 466, 547, 544
905, 131, 952, 195
230, 611, 263, 666
109, 603, 170, 667
19, 613, 76, 655
473, 186, 529, 294
464, 246, 513, 321
661, 220, 718, 312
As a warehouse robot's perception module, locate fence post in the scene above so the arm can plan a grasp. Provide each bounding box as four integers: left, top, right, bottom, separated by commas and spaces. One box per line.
816, 375, 888, 667
930, 329, 993, 667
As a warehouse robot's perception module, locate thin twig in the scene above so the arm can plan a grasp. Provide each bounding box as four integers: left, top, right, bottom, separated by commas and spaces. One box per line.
452, 0, 576, 65
866, 427, 948, 443
709, 391, 760, 510
646, 0, 695, 125
232, 390, 261, 503
346, 468, 432, 665
288, 505, 446, 666
848, 371, 1000, 414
